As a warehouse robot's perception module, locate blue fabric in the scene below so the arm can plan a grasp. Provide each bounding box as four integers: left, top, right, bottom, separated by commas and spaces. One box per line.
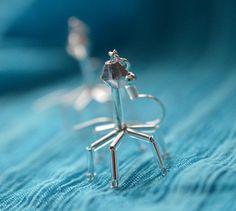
0, 63, 236, 210
0, 0, 236, 210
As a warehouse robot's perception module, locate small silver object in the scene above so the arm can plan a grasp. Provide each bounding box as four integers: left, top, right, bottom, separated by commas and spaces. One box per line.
33, 17, 111, 128
85, 50, 167, 188
65, 17, 110, 112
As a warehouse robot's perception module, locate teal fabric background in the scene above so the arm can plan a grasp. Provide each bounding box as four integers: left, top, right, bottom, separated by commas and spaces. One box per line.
0, 0, 236, 210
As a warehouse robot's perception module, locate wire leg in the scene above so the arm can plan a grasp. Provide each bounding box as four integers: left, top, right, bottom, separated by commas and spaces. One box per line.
86, 130, 117, 180
94, 123, 115, 132
127, 128, 166, 175
86, 146, 96, 180
110, 149, 118, 188
150, 137, 167, 175
90, 130, 117, 150
109, 131, 125, 188
127, 124, 159, 151
128, 124, 158, 130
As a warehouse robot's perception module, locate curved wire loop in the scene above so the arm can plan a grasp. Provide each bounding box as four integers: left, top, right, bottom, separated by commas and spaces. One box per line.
125, 84, 165, 127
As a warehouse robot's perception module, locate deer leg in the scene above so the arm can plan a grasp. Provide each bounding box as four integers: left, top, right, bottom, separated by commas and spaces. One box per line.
109, 131, 125, 188
127, 128, 166, 175
127, 124, 160, 152
86, 130, 117, 180
127, 124, 158, 131
94, 123, 115, 133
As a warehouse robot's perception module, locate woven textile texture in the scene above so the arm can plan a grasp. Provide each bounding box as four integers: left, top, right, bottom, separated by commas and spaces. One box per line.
0, 60, 236, 210
0, 0, 236, 210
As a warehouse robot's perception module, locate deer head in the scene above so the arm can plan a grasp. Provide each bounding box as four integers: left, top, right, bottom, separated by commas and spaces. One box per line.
101, 50, 136, 89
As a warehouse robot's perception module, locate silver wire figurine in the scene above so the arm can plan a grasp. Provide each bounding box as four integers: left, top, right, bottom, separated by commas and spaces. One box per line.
66, 17, 110, 112
34, 17, 111, 128
86, 50, 167, 188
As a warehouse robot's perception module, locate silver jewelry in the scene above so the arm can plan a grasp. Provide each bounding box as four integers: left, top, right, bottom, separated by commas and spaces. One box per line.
85, 50, 167, 188
33, 17, 111, 129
